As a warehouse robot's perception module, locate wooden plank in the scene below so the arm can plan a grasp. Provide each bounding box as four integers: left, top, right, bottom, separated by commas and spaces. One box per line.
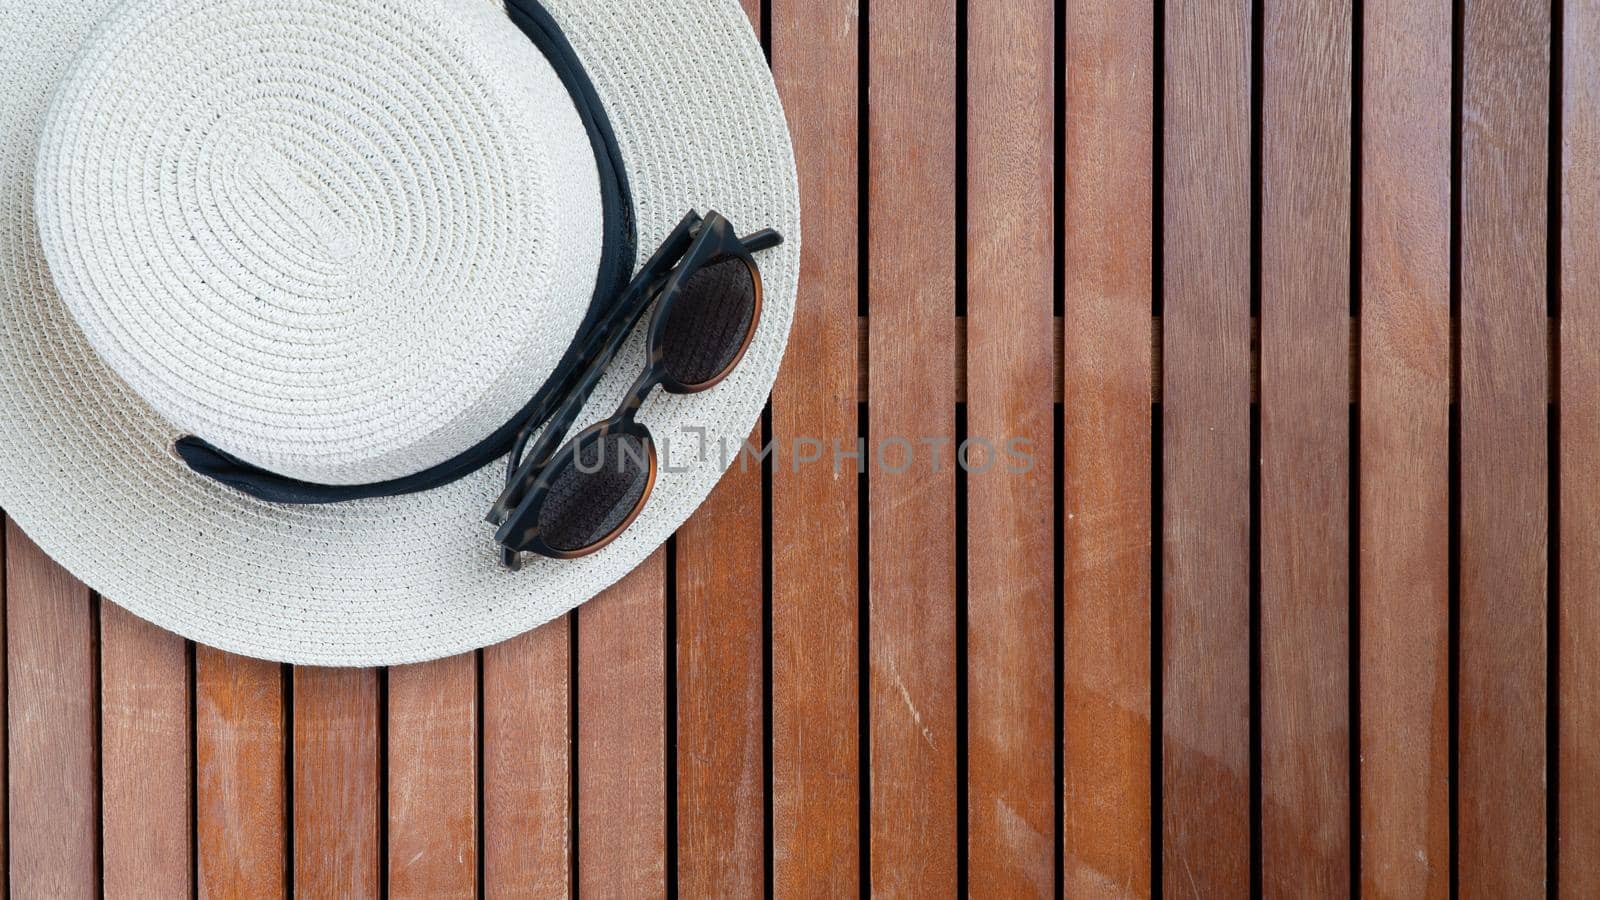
965, 0, 1055, 893
867, 0, 959, 892
293, 667, 380, 897
387, 653, 477, 898
196, 647, 287, 897
1061, 0, 1155, 892
1358, 0, 1452, 893
673, 10, 764, 896
1258, 0, 1352, 892
483, 621, 571, 896
1562, 0, 1600, 893
1457, 0, 1550, 894
5, 520, 98, 897
577, 551, 667, 897
0, 517, 6, 881
1161, 0, 1254, 893
768, 0, 862, 892
676, 430, 765, 896
101, 602, 192, 896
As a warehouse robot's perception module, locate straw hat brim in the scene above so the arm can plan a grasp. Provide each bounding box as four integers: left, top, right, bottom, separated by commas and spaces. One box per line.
0, 0, 799, 665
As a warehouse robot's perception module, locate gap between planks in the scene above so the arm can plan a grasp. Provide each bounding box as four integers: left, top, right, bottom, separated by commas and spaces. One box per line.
863, 315, 1557, 404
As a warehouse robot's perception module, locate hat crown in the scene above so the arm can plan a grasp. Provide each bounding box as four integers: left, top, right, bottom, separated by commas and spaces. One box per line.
35, 0, 604, 485
229, 140, 359, 268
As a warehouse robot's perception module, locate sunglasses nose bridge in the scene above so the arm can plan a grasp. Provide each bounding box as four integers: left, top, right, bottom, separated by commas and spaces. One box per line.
493, 211, 781, 565
621, 362, 664, 415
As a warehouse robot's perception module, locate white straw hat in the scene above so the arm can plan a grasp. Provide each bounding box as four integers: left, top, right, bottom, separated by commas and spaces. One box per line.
0, 0, 799, 665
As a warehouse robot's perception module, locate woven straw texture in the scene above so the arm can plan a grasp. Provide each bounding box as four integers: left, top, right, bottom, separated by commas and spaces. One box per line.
35, 0, 606, 485
0, 0, 800, 665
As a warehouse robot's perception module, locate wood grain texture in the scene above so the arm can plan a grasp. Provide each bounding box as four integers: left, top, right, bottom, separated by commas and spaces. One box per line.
867, 0, 959, 893
1458, 0, 1550, 894
293, 667, 380, 898
483, 621, 571, 897
675, 8, 766, 882
768, 0, 862, 892
1561, 2, 1600, 896
101, 601, 191, 897
0, 517, 6, 880
1061, 0, 1155, 892
1258, 0, 1352, 892
5, 521, 97, 897
966, 0, 1056, 893
9, 7, 1591, 895
1358, 0, 1452, 893
196, 648, 286, 898
1161, 0, 1254, 894
676, 428, 766, 896
387, 653, 477, 899
1561, 0, 1600, 893
577, 551, 667, 897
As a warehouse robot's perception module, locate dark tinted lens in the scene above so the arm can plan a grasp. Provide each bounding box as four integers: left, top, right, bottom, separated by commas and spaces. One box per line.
659, 255, 757, 387
537, 431, 652, 552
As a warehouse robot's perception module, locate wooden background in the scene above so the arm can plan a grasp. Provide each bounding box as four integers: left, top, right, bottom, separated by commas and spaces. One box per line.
2, 0, 1596, 895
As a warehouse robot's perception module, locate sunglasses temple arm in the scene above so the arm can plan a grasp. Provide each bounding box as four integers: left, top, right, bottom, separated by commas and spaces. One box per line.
487, 269, 657, 527
506, 363, 585, 469
586, 269, 663, 364
546, 213, 698, 388
740, 229, 784, 253
493, 217, 706, 518
518, 277, 646, 455
494, 405, 581, 547
495, 345, 609, 522
489, 406, 578, 525
494, 479, 545, 551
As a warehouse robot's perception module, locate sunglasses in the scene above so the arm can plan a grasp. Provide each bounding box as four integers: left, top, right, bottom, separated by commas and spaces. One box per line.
487, 210, 782, 567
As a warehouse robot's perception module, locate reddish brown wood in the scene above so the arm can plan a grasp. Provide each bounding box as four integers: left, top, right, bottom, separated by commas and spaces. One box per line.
671, 12, 765, 895
196, 647, 287, 898
1562, 0, 1600, 893
293, 667, 380, 898
5, 521, 97, 896
0, 517, 6, 879
1358, 0, 1452, 893
387, 653, 478, 898
676, 426, 765, 896
483, 620, 571, 896
1258, 0, 1352, 892
768, 1, 862, 894
1458, 0, 1551, 894
1161, 0, 1253, 892
965, 0, 1055, 893
101, 601, 191, 896
10, 7, 1593, 895
1060, 0, 1155, 893
867, 0, 959, 893
578, 552, 667, 897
